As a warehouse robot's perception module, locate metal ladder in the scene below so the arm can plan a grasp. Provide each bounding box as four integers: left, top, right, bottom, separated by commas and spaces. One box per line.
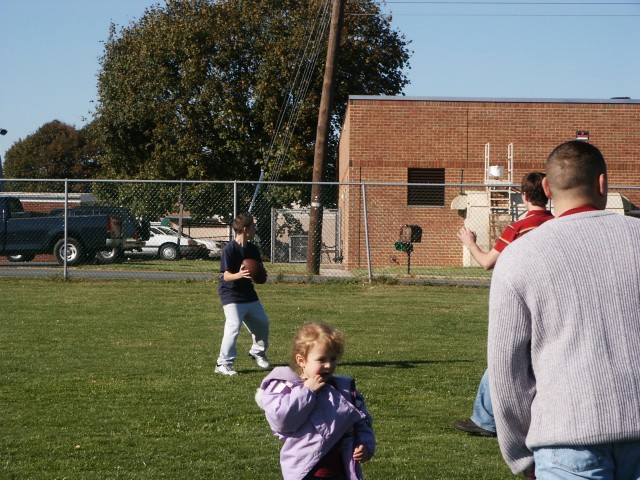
485, 143, 519, 245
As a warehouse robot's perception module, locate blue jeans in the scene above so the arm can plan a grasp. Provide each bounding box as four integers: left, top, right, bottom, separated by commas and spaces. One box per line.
470, 369, 496, 432
533, 442, 640, 479
217, 301, 269, 365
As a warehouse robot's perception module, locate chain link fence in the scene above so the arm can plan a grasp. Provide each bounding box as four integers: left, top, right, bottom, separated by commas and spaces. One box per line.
1, 178, 639, 283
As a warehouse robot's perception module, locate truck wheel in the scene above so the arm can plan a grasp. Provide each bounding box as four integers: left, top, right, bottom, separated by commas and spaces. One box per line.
7, 254, 36, 262
95, 247, 124, 264
159, 243, 178, 260
54, 238, 83, 266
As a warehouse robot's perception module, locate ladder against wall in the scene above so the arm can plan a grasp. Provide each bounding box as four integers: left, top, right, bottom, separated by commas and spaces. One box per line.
484, 143, 521, 245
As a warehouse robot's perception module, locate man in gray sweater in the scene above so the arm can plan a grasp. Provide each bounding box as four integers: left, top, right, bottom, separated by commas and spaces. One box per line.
488, 140, 640, 478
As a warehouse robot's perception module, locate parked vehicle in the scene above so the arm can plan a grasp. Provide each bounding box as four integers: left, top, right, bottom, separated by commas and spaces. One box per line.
153, 225, 223, 258
126, 225, 208, 260
49, 205, 150, 264
1, 197, 123, 266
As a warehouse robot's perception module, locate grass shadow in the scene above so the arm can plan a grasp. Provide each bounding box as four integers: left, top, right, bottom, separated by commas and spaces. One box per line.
342, 359, 472, 369
244, 359, 472, 373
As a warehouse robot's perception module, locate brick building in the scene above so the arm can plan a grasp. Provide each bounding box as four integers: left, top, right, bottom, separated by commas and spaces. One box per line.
337, 96, 640, 269
2, 192, 96, 212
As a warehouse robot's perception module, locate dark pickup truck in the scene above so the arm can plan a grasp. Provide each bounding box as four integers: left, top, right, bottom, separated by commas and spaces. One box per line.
48, 205, 150, 264
1, 197, 123, 266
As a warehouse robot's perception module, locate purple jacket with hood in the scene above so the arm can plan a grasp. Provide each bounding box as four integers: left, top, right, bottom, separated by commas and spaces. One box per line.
256, 366, 375, 480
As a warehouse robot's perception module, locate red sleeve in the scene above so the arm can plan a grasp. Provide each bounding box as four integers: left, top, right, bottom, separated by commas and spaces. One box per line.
494, 224, 518, 253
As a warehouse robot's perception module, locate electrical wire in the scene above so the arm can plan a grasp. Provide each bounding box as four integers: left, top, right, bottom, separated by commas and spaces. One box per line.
264, 2, 327, 174
248, 0, 332, 212
348, 12, 640, 16
352, 0, 639, 17
385, 1, 637, 4
266, 0, 332, 182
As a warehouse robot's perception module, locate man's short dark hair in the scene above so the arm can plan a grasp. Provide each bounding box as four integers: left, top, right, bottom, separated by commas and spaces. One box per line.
546, 141, 606, 193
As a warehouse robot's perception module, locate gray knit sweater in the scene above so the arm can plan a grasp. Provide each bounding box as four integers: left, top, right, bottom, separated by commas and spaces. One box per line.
488, 210, 640, 473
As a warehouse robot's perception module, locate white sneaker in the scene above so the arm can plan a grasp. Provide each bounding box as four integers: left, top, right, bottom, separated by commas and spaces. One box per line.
215, 364, 238, 376
249, 353, 271, 369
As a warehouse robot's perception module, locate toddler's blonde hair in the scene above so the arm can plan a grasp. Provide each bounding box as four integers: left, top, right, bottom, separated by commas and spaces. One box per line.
290, 322, 344, 375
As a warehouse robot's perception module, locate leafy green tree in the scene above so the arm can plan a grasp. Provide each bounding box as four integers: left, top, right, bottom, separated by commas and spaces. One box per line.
3, 120, 100, 192
90, 180, 235, 222
93, 0, 410, 185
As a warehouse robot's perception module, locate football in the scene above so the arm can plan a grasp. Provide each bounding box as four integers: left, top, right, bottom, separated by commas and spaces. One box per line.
242, 258, 267, 284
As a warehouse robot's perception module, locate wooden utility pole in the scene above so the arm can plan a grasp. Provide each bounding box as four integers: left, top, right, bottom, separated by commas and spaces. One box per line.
306, 0, 345, 275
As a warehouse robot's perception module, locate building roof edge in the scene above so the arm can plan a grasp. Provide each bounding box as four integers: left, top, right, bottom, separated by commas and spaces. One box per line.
348, 95, 639, 104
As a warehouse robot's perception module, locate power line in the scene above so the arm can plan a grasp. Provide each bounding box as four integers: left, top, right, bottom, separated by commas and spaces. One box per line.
358, 0, 640, 17
348, 12, 640, 16
267, 1, 332, 182
249, 0, 332, 211
385, 1, 637, 4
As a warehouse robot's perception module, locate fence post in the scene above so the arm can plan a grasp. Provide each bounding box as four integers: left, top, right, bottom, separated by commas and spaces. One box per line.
270, 207, 275, 264
361, 183, 372, 283
233, 181, 237, 219
63, 179, 68, 280
176, 181, 184, 260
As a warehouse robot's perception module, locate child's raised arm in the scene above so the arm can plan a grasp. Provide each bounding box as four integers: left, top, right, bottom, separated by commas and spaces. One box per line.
261, 381, 317, 433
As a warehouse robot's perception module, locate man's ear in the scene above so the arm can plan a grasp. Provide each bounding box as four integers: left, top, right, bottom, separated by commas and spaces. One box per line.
542, 177, 553, 200
598, 173, 608, 198
595, 173, 608, 209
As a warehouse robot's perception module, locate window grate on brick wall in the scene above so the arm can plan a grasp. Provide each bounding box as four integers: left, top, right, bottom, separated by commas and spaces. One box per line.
407, 168, 445, 207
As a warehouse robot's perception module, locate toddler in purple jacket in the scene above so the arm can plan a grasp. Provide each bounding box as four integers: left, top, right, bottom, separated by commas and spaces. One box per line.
256, 322, 375, 480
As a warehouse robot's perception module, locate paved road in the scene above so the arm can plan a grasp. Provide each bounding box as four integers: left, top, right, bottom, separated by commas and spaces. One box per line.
0, 263, 218, 281
0, 264, 331, 282
0, 263, 490, 287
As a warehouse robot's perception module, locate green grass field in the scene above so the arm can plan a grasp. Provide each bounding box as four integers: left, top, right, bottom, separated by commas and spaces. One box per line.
0, 278, 513, 479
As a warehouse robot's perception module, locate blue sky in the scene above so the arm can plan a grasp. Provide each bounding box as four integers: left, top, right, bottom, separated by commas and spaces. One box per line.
1, 0, 639, 159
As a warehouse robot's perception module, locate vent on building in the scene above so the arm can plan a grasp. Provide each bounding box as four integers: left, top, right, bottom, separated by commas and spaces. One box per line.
407, 168, 445, 206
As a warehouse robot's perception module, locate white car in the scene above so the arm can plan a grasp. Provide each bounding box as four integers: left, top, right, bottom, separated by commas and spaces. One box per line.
153, 225, 224, 259
127, 226, 209, 260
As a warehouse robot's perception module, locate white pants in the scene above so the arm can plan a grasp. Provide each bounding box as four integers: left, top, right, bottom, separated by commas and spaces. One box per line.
217, 301, 269, 366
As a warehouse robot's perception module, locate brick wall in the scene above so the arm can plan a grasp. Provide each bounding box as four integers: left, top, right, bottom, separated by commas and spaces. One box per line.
338, 96, 640, 269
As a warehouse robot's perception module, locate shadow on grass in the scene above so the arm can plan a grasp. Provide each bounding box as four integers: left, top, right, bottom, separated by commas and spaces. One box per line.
342, 359, 472, 369
241, 359, 472, 373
